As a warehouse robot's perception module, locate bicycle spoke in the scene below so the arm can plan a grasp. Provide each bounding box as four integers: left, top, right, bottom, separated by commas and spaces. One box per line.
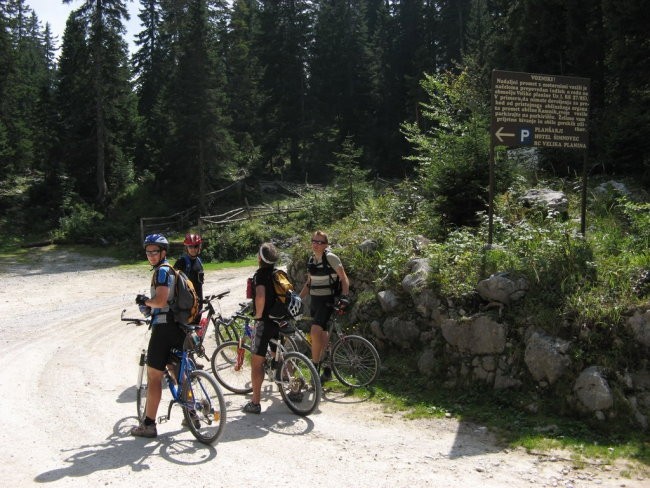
211, 341, 253, 394
183, 370, 227, 444
278, 351, 320, 416
331, 336, 380, 388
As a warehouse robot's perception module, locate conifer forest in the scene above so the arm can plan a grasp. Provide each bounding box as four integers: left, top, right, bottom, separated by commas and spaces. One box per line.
0, 1, 648, 240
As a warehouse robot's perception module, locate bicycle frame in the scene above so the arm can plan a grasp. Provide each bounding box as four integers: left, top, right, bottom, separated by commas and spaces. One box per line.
164, 347, 197, 417
286, 305, 380, 388
211, 320, 321, 415
122, 310, 228, 444
290, 311, 344, 361
200, 291, 252, 348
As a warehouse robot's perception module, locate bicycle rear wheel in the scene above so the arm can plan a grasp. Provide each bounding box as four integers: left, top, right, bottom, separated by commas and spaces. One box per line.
210, 341, 253, 394
183, 370, 227, 444
331, 335, 380, 388
279, 334, 299, 354
277, 351, 321, 416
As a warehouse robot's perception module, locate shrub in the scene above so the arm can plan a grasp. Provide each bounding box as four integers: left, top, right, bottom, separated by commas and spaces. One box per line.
52, 202, 104, 243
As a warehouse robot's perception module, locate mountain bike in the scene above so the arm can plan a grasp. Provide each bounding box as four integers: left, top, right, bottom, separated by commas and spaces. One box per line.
210, 321, 321, 416
288, 302, 380, 388
200, 291, 251, 347
121, 310, 227, 444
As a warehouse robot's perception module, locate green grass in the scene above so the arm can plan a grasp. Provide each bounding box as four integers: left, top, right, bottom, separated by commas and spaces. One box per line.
325, 358, 650, 470
0, 244, 258, 275
204, 257, 257, 270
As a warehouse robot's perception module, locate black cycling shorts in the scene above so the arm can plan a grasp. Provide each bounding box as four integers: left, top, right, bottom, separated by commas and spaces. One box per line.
147, 322, 186, 371
250, 320, 279, 357
310, 294, 334, 331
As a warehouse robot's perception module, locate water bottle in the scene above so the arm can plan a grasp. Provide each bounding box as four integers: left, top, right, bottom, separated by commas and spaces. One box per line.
190, 331, 200, 349
197, 317, 208, 338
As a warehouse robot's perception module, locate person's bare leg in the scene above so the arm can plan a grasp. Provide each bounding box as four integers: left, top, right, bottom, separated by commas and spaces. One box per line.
251, 354, 265, 404
145, 366, 164, 421
310, 324, 326, 366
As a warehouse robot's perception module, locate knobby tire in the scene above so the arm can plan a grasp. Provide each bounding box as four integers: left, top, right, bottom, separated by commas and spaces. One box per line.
211, 341, 253, 394
277, 351, 321, 416
182, 370, 227, 444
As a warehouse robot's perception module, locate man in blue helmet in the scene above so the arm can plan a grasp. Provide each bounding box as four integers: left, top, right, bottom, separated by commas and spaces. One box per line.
131, 234, 186, 438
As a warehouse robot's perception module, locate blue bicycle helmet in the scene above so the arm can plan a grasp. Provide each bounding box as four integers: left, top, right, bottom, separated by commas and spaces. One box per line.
143, 233, 169, 251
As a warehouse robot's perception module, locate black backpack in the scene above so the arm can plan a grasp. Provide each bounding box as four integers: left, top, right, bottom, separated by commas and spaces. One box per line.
158, 264, 200, 324
307, 249, 342, 296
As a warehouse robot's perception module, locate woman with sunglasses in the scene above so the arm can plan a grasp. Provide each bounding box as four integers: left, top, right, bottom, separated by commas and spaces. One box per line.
173, 233, 205, 322
299, 230, 350, 383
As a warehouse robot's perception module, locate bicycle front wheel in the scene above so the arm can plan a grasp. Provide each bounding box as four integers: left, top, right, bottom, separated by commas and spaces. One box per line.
136, 352, 148, 422
277, 351, 321, 416
210, 341, 253, 394
331, 335, 380, 388
183, 370, 227, 445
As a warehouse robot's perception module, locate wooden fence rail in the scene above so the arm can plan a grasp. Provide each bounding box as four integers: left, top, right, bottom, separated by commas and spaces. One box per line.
139, 179, 308, 244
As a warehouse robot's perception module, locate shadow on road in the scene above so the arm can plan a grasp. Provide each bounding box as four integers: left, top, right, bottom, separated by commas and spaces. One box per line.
33, 417, 217, 483
218, 390, 316, 443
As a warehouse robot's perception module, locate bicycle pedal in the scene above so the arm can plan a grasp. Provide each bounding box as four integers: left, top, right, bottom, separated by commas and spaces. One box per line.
157, 415, 169, 424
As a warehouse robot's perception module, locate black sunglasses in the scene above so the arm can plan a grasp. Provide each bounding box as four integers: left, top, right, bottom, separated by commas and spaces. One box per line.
311, 239, 327, 245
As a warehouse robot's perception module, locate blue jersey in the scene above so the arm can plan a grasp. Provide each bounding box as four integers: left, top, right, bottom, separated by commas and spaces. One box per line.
150, 260, 175, 325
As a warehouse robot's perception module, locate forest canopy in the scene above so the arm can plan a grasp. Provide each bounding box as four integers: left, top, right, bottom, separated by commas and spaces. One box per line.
0, 0, 648, 241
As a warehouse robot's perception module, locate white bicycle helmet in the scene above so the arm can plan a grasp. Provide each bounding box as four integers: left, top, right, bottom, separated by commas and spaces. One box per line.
286, 292, 303, 318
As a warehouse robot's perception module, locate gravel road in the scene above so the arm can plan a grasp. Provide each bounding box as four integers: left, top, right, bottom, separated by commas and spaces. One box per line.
0, 249, 646, 487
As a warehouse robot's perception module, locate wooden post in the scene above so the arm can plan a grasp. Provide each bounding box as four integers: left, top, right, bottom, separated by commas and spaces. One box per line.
245, 198, 252, 220
580, 150, 588, 236
488, 143, 495, 247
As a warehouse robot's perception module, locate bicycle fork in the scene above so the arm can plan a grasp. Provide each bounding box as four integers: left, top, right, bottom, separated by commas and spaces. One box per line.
234, 337, 245, 371
234, 321, 253, 371
265, 340, 284, 383
136, 349, 146, 388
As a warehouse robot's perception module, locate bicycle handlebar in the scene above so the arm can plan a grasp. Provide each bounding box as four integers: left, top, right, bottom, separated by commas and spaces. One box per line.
202, 290, 231, 303
120, 309, 149, 326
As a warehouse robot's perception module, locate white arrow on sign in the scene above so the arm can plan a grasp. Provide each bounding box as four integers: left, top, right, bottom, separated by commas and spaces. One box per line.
495, 126, 515, 143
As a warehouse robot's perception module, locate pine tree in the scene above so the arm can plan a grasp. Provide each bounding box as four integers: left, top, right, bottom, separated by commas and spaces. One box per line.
600, 0, 650, 178
56, 11, 95, 202
163, 0, 234, 212
256, 0, 313, 178
307, 0, 377, 181
226, 0, 264, 175
62, 0, 135, 207
132, 0, 169, 172
0, 8, 15, 174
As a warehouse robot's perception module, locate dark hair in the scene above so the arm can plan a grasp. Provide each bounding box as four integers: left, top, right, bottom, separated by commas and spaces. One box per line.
258, 242, 279, 267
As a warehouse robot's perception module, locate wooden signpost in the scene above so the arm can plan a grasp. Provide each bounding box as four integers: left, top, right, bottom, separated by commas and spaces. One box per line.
488, 70, 591, 245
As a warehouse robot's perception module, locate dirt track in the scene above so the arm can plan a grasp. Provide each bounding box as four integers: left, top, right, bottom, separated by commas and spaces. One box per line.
0, 250, 646, 487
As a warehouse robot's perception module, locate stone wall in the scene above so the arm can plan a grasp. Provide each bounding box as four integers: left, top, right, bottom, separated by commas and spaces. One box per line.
292, 256, 650, 430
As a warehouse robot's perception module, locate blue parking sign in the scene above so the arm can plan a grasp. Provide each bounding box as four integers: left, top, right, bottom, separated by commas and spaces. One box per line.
519, 127, 533, 145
